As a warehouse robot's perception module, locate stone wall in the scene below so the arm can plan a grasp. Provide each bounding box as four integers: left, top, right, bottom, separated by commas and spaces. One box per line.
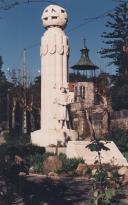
110, 110, 128, 130
91, 106, 108, 137
70, 102, 128, 139
69, 82, 94, 108
69, 102, 92, 139
70, 103, 105, 138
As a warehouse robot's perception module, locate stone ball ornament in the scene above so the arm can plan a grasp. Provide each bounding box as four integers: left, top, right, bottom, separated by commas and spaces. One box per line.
41, 5, 68, 29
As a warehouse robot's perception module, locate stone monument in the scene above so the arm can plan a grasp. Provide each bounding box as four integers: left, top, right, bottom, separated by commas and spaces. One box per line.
31, 5, 77, 147
31, 4, 128, 166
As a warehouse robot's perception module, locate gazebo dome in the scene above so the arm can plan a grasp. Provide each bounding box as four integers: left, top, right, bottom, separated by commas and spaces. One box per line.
71, 42, 98, 71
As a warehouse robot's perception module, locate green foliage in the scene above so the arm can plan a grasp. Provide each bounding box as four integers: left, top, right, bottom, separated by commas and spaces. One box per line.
100, 2, 128, 73
91, 188, 116, 205
83, 166, 92, 175
94, 169, 108, 183
0, 68, 12, 122
23, 144, 45, 156
111, 76, 128, 110
58, 152, 67, 162
86, 134, 120, 204
42, 152, 55, 161
0, 141, 46, 175
26, 153, 43, 173
60, 158, 84, 173
0, 142, 45, 171
106, 129, 128, 152
27, 152, 84, 174
123, 151, 128, 160
58, 153, 84, 173
86, 140, 110, 152
91, 188, 118, 205
5, 133, 31, 145
0, 143, 45, 159
28, 152, 56, 174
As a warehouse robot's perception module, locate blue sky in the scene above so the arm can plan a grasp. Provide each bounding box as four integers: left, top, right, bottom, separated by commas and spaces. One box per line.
0, 0, 118, 82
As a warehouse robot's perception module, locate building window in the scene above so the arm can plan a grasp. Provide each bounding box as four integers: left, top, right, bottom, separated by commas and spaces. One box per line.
83, 86, 85, 99
74, 86, 77, 102
80, 86, 82, 99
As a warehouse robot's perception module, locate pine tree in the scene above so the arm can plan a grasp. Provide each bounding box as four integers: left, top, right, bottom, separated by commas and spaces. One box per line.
0, 56, 6, 83
100, 2, 128, 75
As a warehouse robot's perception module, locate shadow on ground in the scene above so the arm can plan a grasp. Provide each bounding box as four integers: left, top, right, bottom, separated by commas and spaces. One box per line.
14, 175, 91, 205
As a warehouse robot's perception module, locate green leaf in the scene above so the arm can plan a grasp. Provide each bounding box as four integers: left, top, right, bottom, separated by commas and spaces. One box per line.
86, 141, 110, 152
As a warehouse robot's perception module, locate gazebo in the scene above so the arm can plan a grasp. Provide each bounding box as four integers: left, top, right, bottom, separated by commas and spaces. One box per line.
70, 40, 99, 103
71, 40, 99, 82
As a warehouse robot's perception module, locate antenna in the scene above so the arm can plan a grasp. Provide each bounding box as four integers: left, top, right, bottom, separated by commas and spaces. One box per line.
22, 48, 27, 88
21, 48, 28, 134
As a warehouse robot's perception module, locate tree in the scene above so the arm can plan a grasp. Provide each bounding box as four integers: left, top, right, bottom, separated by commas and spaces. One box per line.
0, 56, 3, 69
30, 75, 41, 130
0, 56, 12, 124
111, 75, 128, 110
0, 56, 6, 83
100, 2, 128, 75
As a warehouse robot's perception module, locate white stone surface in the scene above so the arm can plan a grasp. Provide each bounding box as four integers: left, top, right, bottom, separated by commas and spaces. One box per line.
31, 129, 78, 147
41, 5, 68, 29
66, 141, 128, 166
31, 5, 78, 147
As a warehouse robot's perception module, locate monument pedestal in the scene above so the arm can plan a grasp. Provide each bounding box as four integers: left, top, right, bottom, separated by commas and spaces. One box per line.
31, 129, 78, 147
31, 134, 128, 166
66, 141, 128, 166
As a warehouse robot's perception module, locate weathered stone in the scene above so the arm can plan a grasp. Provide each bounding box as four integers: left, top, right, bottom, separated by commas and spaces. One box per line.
48, 172, 60, 180
48, 172, 58, 177
122, 177, 128, 185
91, 169, 97, 176
93, 191, 99, 197
118, 167, 128, 176
67, 141, 128, 166
0, 136, 6, 144
29, 166, 35, 174
31, 5, 77, 147
75, 163, 87, 175
107, 171, 112, 178
43, 156, 62, 174
15, 155, 24, 164
120, 198, 128, 204
125, 171, 128, 178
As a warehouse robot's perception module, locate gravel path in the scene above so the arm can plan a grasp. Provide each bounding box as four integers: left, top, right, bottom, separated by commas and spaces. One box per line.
0, 174, 128, 205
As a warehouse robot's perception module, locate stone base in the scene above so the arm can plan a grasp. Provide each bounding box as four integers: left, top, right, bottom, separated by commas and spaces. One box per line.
45, 147, 66, 154
31, 129, 78, 147
66, 141, 128, 166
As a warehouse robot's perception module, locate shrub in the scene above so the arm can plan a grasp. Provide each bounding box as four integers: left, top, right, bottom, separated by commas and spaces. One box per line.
58, 153, 84, 173
23, 144, 45, 156
26, 153, 44, 173
27, 152, 56, 174
106, 129, 128, 152
0, 143, 45, 159
5, 133, 30, 145
42, 152, 55, 162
